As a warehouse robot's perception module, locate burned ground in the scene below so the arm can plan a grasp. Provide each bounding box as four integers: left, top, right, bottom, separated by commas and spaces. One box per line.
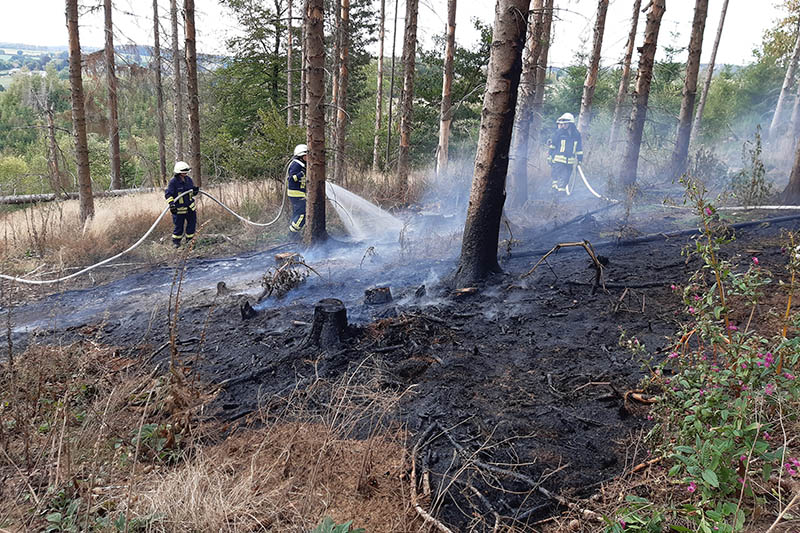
4, 199, 799, 531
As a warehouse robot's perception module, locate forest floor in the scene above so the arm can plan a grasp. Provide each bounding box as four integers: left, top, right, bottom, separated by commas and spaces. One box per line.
2, 186, 799, 532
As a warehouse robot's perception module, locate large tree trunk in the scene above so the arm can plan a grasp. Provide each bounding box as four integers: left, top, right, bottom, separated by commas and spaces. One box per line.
305, 0, 328, 244
668, 0, 708, 178
436, 0, 457, 175
104, 0, 122, 190
273, 0, 283, 103
577, 0, 609, 137
66, 0, 94, 223
334, 0, 350, 185
454, 0, 531, 288
184, 0, 201, 187
396, 0, 419, 191
385, 0, 400, 167
783, 136, 800, 204
619, 0, 666, 188
170, 0, 184, 161
300, 14, 306, 126
527, 0, 553, 174
153, 0, 167, 185
507, 0, 544, 209
691, 0, 728, 144
609, 0, 642, 147
770, 20, 800, 138
287, 0, 294, 126
331, 0, 341, 128
372, 0, 386, 172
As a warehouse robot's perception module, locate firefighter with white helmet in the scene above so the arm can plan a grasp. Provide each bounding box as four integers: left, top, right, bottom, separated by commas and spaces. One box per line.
547, 113, 583, 192
164, 161, 199, 248
287, 144, 308, 239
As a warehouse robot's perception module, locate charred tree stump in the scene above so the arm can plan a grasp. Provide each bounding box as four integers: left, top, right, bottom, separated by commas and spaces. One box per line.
364, 287, 392, 305
304, 298, 348, 349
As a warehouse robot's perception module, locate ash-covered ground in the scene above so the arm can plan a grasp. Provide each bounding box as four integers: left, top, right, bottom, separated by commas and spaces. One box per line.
5, 188, 799, 529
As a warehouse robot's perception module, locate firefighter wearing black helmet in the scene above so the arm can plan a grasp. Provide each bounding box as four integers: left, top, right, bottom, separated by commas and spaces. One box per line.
547, 112, 583, 192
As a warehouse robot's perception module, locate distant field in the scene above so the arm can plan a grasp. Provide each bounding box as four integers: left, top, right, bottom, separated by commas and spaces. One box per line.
0, 73, 12, 89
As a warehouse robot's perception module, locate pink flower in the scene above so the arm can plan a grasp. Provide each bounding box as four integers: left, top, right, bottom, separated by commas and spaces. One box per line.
752, 257, 759, 265
687, 481, 697, 493
786, 463, 797, 476
670, 284, 677, 291
699, 389, 705, 396
765, 383, 776, 396
738, 477, 746, 485
704, 207, 713, 216
728, 325, 738, 331
764, 431, 771, 440
689, 307, 696, 314
693, 295, 701, 302
668, 352, 679, 359
619, 520, 627, 529
741, 363, 748, 370
785, 372, 795, 380
740, 455, 747, 463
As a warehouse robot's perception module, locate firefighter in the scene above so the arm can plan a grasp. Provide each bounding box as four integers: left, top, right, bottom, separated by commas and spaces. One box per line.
287, 144, 307, 239
165, 161, 199, 248
547, 112, 583, 192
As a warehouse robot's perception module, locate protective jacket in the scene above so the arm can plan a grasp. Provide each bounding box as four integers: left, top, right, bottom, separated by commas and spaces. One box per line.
165, 175, 197, 214
287, 157, 306, 199
547, 125, 583, 166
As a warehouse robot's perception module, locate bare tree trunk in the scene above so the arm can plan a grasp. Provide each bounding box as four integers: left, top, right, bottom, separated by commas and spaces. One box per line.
396, 0, 419, 190
300, 13, 306, 126
668, 0, 708, 178
287, 0, 294, 126
609, 0, 641, 147
528, 0, 553, 170
66, 0, 95, 223
334, 0, 350, 185
770, 20, 800, 138
153, 0, 167, 185
436, 0, 457, 175
691, 0, 728, 144
783, 135, 800, 203
331, 0, 341, 129
385, 0, 400, 167
791, 72, 800, 140
619, 0, 666, 188
507, 0, 544, 209
170, 0, 184, 160
184, 0, 201, 186
455, 0, 531, 287
104, 0, 122, 189
305, 0, 328, 244
45, 106, 64, 193
372, 0, 386, 172
577, 0, 609, 137
273, 0, 283, 102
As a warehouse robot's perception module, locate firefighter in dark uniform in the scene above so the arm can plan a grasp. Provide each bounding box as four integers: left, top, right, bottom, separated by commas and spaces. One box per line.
547, 112, 583, 191
287, 144, 307, 239
165, 161, 198, 248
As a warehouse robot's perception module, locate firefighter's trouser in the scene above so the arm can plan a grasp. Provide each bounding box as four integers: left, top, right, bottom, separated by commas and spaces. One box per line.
289, 197, 306, 233
551, 162, 573, 188
172, 210, 197, 246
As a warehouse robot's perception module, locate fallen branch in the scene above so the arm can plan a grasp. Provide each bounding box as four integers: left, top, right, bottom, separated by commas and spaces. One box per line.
765, 491, 800, 533
630, 457, 662, 474
411, 424, 454, 533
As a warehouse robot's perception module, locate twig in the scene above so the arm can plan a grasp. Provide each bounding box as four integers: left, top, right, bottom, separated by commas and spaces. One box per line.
411, 424, 454, 533
765, 491, 800, 533
572, 381, 611, 393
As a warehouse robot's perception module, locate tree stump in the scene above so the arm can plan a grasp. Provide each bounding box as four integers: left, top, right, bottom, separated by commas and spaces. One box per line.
364, 286, 392, 305
304, 298, 348, 349
240, 300, 258, 320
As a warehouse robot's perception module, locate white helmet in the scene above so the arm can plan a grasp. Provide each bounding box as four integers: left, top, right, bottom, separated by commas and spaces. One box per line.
293, 144, 308, 157
173, 161, 191, 174
556, 112, 575, 124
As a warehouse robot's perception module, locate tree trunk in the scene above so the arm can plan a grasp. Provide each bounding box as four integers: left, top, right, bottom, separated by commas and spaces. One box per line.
184, 0, 201, 187
66, 0, 94, 223
104, 0, 122, 190
45, 106, 65, 193
619, 0, 666, 188
791, 71, 800, 140
305, 0, 328, 244
287, 0, 293, 126
609, 0, 641, 147
331, 0, 341, 129
783, 136, 800, 204
170, 0, 184, 161
691, 0, 728, 144
436, 0, 457, 175
455, 0, 531, 287
153, 0, 167, 185
577, 0, 609, 137
507, 0, 544, 209
385, 0, 400, 167
668, 0, 708, 178
372, 0, 386, 172
334, 0, 350, 185
770, 20, 800, 138
300, 14, 306, 126
273, 0, 283, 103
527, 0, 553, 171
396, 0, 419, 191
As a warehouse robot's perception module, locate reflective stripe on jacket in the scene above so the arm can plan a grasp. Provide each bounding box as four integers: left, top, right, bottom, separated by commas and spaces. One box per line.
547, 126, 583, 165
287, 158, 306, 198
165, 175, 197, 214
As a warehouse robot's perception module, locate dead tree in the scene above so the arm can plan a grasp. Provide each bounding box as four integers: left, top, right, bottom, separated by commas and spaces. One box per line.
184, 0, 201, 187
66, 0, 95, 223
170, 0, 184, 161
454, 0, 531, 287
397, 0, 419, 191
372, 0, 386, 171
305, 0, 328, 244
770, 20, 800, 138
619, 0, 666, 188
691, 0, 728, 143
104, 0, 122, 189
153, 0, 167, 185
334, 0, 350, 185
528, 0, 553, 171
577, 0, 609, 137
667, 0, 708, 178
436, 0, 457, 175
507, 0, 544, 209
609, 0, 642, 146
45, 105, 65, 193
287, 0, 294, 126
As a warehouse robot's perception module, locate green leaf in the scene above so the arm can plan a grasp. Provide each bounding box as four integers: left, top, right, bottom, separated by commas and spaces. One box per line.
46, 512, 62, 523
702, 469, 720, 488
670, 526, 694, 532
675, 446, 695, 454
624, 495, 650, 504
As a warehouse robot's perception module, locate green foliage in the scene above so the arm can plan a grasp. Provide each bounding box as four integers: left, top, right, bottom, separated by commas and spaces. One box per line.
727, 127, 773, 205
312, 517, 365, 533
131, 422, 184, 464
